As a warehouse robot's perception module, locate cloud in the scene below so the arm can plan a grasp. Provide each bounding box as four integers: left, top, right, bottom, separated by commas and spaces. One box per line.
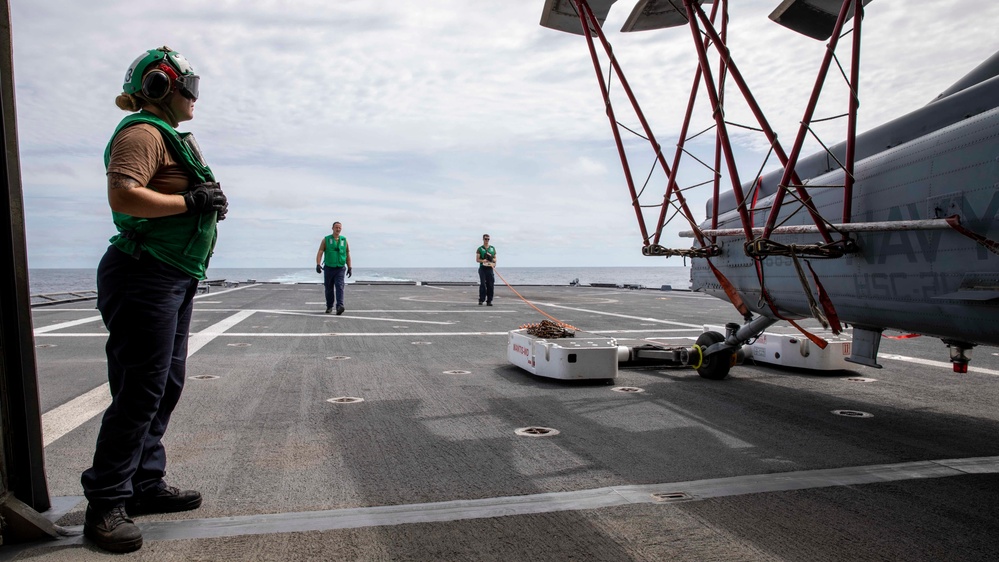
11, 0, 999, 268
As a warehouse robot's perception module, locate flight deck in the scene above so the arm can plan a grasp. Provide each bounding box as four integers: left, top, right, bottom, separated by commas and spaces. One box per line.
9, 282, 999, 561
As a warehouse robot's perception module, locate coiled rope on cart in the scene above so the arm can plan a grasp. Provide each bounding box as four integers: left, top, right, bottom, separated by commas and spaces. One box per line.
492, 268, 578, 336
492, 267, 707, 365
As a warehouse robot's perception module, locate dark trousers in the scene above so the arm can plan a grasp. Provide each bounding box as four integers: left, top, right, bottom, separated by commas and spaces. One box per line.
81, 246, 198, 506
478, 266, 494, 303
324, 266, 346, 308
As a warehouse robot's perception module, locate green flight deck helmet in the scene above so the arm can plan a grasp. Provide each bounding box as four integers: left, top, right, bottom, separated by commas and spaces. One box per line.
123, 46, 200, 102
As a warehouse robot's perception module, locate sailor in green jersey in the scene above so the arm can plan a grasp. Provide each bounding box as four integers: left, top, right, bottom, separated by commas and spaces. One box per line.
82, 46, 225, 554
316, 221, 353, 314
476, 233, 497, 305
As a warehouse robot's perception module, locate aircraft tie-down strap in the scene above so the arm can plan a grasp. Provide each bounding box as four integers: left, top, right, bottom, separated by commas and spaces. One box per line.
805, 261, 842, 334
777, 309, 829, 350
790, 253, 830, 330
754, 260, 829, 350
946, 215, 999, 256
707, 260, 750, 319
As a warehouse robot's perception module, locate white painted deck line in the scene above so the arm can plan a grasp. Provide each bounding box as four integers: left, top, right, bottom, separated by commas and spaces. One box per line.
33, 315, 103, 335
881, 353, 999, 376
42, 310, 257, 447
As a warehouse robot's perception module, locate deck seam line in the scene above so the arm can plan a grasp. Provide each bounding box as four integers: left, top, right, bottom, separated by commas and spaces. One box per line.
43, 455, 999, 546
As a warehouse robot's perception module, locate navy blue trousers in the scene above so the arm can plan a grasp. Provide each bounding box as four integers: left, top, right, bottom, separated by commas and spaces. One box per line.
323, 266, 346, 308
478, 266, 494, 303
81, 246, 198, 506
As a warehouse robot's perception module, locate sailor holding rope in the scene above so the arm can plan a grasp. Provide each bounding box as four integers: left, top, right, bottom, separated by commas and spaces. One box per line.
476, 234, 496, 306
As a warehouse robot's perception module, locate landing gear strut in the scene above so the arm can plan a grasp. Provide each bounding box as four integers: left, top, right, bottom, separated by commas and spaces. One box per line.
619, 316, 778, 380
692, 317, 780, 380
694, 331, 735, 380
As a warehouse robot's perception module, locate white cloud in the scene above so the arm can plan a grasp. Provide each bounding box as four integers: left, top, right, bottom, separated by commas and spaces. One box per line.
11, 0, 999, 268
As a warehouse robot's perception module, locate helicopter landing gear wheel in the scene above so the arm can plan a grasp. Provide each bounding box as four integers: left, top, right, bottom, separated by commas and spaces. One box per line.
695, 331, 734, 380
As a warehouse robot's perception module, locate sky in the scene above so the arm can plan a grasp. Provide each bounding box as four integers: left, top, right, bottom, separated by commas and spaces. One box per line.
10, 0, 999, 269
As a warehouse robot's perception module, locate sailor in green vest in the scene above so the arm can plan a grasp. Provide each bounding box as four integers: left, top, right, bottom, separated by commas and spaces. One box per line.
82, 46, 225, 554
316, 221, 353, 314
476, 233, 497, 305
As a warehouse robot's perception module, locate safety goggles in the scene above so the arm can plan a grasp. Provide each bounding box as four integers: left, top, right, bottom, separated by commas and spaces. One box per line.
176, 74, 200, 101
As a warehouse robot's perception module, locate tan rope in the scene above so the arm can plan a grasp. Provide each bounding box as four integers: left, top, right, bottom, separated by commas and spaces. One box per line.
493, 268, 683, 357
492, 267, 578, 331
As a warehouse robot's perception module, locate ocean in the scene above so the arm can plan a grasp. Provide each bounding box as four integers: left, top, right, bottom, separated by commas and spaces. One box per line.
27, 266, 692, 295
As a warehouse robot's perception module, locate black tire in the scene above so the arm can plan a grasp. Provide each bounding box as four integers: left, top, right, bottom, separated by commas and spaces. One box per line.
695, 331, 733, 380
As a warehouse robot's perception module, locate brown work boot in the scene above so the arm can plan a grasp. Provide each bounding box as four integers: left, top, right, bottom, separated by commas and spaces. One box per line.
127, 485, 202, 516
84, 503, 143, 553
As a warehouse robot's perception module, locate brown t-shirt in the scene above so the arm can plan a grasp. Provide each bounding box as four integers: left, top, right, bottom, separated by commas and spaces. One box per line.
106, 123, 192, 194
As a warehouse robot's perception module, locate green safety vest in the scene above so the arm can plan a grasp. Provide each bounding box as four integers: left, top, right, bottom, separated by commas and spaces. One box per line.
477, 245, 496, 264
104, 111, 218, 280
323, 235, 348, 267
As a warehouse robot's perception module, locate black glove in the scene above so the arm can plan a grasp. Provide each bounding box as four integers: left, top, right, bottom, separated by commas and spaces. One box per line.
346, 267, 352, 278
217, 196, 228, 221
184, 182, 227, 219
316, 264, 322, 274
215, 182, 228, 221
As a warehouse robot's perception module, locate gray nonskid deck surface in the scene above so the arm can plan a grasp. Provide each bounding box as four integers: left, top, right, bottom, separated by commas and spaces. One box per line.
14, 283, 999, 561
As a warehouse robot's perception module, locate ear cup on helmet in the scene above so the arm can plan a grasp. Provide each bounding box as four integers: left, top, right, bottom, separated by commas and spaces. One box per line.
139, 63, 180, 101
141, 70, 172, 100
